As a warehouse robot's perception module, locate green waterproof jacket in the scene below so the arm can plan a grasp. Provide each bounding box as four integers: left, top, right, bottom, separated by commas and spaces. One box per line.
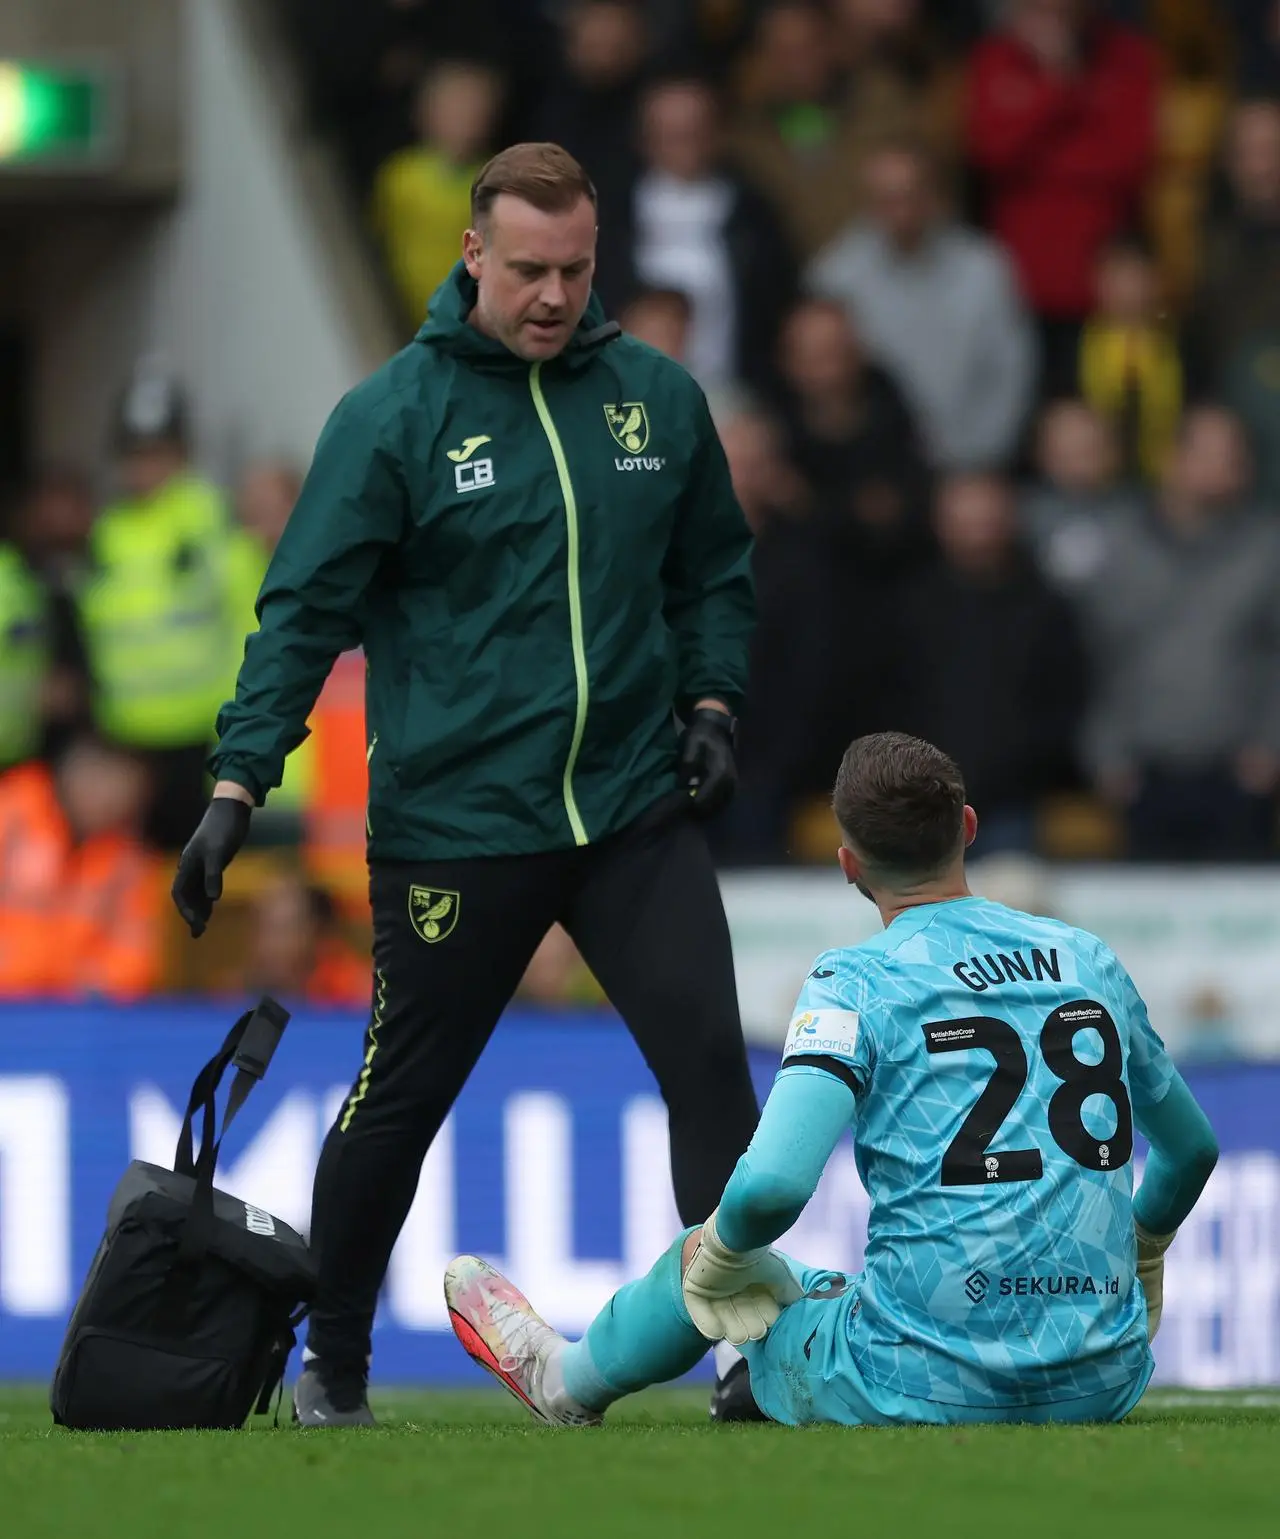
212, 264, 754, 859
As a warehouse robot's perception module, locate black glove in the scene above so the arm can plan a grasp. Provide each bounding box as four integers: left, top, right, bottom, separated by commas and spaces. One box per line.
171, 796, 252, 938
678, 707, 738, 819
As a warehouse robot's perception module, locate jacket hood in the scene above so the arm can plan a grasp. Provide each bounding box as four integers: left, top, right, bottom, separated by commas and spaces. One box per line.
416, 262, 619, 371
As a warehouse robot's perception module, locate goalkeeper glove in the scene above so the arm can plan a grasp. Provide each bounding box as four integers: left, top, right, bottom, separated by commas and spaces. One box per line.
681, 1208, 803, 1346
1135, 1221, 1175, 1342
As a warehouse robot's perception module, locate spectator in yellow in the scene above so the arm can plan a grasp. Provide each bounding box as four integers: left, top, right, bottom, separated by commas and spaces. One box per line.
1144, 0, 1231, 310
371, 61, 504, 328
76, 368, 241, 850
1078, 235, 1184, 484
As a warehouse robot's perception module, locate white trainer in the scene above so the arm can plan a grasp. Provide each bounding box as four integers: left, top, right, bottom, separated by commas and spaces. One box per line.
444, 1255, 601, 1427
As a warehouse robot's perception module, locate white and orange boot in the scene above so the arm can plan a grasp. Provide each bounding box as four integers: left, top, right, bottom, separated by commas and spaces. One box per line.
444, 1255, 602, 1427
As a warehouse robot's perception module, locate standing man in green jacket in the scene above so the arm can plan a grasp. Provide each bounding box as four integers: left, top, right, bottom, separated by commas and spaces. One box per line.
172, 142, 760, 1426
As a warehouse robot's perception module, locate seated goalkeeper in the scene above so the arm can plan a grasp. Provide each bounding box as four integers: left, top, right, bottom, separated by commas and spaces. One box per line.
444, 732, 1219, 1427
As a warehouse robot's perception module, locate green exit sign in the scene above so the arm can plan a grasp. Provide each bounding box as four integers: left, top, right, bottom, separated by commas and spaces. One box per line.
0, 60, 116, 168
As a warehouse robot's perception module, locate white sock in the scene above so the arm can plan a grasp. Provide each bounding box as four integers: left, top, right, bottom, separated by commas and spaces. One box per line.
713, 1340, 744, 1379
540, 1338, 594, 1419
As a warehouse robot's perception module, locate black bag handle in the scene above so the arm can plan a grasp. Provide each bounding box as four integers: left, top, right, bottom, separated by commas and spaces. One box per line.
170, 998, 291, 1271
173, 997, 291, 1179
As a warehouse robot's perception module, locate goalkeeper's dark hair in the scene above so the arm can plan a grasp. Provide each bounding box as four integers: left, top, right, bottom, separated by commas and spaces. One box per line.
471, 143, 597, 227
832, 733, 966, 882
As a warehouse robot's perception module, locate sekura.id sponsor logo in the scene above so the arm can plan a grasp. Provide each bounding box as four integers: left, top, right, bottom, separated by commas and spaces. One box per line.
965, 1270, 1121, 1302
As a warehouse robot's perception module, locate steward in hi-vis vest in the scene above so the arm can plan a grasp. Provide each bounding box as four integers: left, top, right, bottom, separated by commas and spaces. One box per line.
78, 371, 243, 848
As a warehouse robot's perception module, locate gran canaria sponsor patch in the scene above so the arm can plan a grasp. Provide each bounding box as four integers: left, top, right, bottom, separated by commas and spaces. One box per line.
783, 1007, 860, 1062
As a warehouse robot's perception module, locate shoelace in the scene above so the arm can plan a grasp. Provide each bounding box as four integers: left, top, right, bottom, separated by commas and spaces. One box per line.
487, 1293, 551, 1382
485, 1294, 602, 1426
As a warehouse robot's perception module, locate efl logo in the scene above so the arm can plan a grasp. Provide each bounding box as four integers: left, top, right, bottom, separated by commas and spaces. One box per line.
455, 458, 494, 493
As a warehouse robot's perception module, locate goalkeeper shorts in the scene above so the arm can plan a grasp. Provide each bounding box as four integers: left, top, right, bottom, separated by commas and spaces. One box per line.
740, 1254, 1152, 1428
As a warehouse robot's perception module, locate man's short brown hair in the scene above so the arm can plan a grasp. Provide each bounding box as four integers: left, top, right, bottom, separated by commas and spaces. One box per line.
833, 732, 966, 880
470, 143, 598, 227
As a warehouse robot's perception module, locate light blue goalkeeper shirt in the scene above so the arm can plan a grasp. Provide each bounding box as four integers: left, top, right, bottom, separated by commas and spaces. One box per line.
718, 896, 1218, 1409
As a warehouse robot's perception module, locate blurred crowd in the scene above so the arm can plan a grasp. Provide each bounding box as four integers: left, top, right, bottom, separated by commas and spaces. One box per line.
0, 365, 372, 1003
276, 0, 1280, 868
8, 0, 1280, 1005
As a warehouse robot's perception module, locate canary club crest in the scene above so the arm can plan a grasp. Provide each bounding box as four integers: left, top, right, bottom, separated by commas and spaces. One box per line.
603, 402, 650, 454
408, 886, 460, 944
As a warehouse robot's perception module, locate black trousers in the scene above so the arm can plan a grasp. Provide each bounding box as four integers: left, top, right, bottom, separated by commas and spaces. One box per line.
306, 802, 760, 1366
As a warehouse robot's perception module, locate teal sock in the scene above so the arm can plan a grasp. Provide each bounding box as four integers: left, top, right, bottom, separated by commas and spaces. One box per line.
560, 1227, 709, 1412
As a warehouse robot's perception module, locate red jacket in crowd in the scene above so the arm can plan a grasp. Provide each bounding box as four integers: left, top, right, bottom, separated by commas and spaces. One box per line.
966, 19, 1158, 320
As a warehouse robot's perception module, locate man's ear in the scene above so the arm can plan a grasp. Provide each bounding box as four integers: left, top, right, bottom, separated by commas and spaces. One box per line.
462, 228, 484, 281
836, 844, 860, 886
962, 804, 978, 849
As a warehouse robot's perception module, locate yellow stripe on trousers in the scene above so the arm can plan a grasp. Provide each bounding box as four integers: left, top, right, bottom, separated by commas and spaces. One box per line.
340, 966, 387, 1132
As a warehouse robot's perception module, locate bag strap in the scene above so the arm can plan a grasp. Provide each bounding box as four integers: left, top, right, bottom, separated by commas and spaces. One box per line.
173, 997, 291, 1179
254, 1311, 307, 1423
170, 998, 291, 1271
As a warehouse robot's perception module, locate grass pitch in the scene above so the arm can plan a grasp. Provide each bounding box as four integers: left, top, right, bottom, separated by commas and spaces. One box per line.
2, 1385, 1276, 1539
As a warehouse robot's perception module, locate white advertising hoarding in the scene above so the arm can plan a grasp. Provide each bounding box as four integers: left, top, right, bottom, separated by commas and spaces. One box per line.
722, 864, 1280, 1058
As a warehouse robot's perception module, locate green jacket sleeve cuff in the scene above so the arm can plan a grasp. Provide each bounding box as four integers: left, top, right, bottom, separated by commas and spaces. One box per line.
206, 755, 267, 806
